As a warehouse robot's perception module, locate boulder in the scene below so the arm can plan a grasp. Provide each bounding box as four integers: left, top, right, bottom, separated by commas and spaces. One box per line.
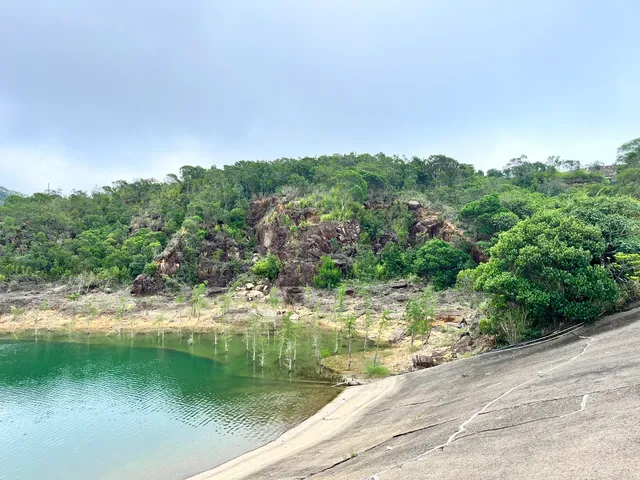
247, 291, 264, 301
246, 283, 255, 290
412, 348, 447, 369
282, 286, 305, 304
407, 200, 421, 210
388, 327, 406, 343
393, 293, 409, 303
131, 274, 164, 296
472, 335, 497, 354
412, 354, 438, 369
390, 281, 408, 289
207, 286, 227, 296
451, 333, 473, 355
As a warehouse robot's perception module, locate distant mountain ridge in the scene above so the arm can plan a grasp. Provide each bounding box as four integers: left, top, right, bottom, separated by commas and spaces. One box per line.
0, 186, 21, 204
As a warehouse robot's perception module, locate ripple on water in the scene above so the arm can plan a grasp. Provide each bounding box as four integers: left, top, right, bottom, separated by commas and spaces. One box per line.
0, 336, 339, 480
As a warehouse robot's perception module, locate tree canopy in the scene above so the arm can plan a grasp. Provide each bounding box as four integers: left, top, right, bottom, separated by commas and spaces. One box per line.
1, 137, 640, 343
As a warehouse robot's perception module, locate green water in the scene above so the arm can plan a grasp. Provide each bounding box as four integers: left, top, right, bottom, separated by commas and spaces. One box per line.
0, 331, 343, 480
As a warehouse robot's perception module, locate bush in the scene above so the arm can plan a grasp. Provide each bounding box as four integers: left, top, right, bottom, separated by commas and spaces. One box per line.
470, 211, 619, 329
313, 256, 342, 288
413, 239, 475, 290
143, 262, 158, 277
352, 246, 378, 280
366, 363, 390, 378
252, 254, 282, 281
379, 242, 410, 278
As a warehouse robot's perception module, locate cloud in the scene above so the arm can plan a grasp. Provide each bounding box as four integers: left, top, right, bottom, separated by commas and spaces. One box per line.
0, 142, 220, 194
0, 0, 639, 193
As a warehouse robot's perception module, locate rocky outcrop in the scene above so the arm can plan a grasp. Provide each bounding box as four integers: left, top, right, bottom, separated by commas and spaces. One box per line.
129, 210, 164, 234
250, 198, 361, 290
130, 195, 483, 297
156, 233, 186, 277
408, 209, 462, 245
131, 274, 164, 296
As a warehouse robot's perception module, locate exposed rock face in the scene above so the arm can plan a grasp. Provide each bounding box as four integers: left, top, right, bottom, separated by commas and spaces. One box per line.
130, 196, 485, 297
408, 209, 462, 245
197, 229, 247, 286
131, 274, 164, 296
129, 210, 164, 234
388, 327, 406, 343
250, 197, 361, 289
451, 333, 474, 354
282, 286, 305, 304
156, 233, 186, 277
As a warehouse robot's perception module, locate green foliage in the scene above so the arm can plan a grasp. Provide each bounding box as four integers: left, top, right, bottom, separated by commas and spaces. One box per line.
413, 239, 475, 290
252, 254, 283, 281
616, 137, 640, 168
405, 287, 437, 346
313, 256, 342, 289
143, 262, 158, 277
351, 246, 379, 280
561, 195, 640, 254
378, 242, 410, 279
0, 186, 21, 205
190, 283, 207, 318
365, 363, 391, 378
468, 211, 619, 334
616, 168, 640, 197
2, 138, 640, 338
614, 253, 640, 282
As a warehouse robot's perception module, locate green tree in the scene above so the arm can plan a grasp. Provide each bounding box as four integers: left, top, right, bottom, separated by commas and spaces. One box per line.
468, 211, 619, 339
405, 288, 436, 348
616, 168, 640, 198
252, 254, 283, 281
378, 242, 409, 279
616, 137, 640, 168
413, 239, 475, 290
329, 169, 367, 219
313, 256, 342, 289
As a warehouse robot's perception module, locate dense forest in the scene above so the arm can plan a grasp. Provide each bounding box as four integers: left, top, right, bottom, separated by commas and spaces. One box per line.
1, 137, 640, 342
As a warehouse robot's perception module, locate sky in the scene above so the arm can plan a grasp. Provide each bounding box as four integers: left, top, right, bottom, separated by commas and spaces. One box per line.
1, 0, 639, 194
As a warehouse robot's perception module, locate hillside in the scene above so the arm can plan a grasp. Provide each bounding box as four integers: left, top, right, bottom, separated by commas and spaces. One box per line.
1, 142, 640, 345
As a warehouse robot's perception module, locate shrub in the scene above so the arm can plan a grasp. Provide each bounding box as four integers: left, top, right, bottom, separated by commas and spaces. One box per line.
313, 256, 342, 289
143, 262, 158, 277
252, 254, 282, 281
352, 246, 378, 280
366, 363, 390, 378
379, 242, 409, 278
413, 239, 475, 290
470, 211, 619, 330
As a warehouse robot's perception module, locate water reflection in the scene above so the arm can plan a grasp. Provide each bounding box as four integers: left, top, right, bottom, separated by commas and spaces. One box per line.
0, 332, 341, 480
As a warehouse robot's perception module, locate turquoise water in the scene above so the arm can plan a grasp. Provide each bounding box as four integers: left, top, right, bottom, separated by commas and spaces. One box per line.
0, 332, 342, 479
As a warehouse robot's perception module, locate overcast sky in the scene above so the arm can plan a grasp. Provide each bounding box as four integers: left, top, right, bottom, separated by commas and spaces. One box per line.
1, 0, 639, 194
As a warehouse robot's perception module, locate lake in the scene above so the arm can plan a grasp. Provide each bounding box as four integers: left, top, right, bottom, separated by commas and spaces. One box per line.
0, 330, 342, 479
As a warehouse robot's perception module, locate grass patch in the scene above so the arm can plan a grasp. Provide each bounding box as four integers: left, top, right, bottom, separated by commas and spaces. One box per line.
365, 363, 391, 378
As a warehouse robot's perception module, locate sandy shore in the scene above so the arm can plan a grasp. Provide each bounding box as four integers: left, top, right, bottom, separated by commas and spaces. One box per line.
189, 375, 400, 480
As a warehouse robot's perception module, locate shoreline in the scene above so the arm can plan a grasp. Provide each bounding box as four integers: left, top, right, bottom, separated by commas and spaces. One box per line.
188, 374, 400, 480
190, 307, 640, 480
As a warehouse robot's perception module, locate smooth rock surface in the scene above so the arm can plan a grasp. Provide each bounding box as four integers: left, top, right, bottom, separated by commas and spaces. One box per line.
193, 307, 640, 480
